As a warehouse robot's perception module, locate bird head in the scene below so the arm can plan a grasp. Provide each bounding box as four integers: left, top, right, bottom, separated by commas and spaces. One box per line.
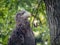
16, 10, 31, 20
16, 9, 31, 26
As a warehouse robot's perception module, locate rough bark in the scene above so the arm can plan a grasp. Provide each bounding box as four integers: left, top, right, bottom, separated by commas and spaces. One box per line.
44, 0, 60, 45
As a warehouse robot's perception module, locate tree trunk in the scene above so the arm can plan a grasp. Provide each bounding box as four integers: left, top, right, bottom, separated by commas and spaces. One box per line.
44, 0, 60, 45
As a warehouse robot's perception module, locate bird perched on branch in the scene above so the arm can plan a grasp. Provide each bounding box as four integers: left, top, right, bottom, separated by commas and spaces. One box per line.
8, 10, 36, 45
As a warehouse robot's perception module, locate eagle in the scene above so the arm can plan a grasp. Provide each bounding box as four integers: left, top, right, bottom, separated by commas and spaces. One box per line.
8, 10, 36, 45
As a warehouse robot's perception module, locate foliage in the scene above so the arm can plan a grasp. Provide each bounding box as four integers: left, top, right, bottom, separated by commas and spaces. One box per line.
0, 0, 50, 45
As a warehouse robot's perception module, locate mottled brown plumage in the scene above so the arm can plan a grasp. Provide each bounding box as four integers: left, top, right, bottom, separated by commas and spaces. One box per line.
8, 10, 35, 45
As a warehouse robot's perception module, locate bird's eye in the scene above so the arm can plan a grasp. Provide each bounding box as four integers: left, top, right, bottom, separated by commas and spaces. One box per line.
22, 11, 25, 14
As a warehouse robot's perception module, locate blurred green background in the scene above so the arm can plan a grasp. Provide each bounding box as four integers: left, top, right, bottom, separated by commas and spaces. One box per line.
0, 0, 50, 45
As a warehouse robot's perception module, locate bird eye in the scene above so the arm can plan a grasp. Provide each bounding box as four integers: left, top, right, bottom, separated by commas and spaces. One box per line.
22, 11, 25, 14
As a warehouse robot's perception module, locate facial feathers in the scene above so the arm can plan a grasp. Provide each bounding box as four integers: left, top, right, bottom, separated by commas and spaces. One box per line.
16, 10, 31, 19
